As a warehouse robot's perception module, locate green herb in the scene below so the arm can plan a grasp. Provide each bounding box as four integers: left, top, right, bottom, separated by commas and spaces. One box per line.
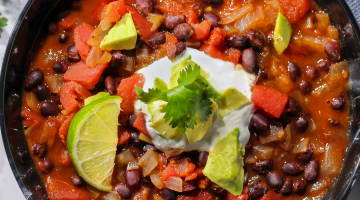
0, 12, 8, 35
136, 64, 222, 133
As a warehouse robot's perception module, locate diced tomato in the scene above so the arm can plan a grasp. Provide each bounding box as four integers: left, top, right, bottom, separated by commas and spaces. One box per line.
225, 48, 241, 64
59, 17, 77, 30
251, 85, 289, 118
59, 81, 91, 112
279, 0, 310, 24
135, 187, 150, 200
58, 149, 73, 167
160, 166, 178, 181
165, 33, 179, 60
64, 61, 108, 90
158, 154, 166, 171
116, 74, 144, 116
286, 43, 307, 55
91, 0, 115, 22
260, 190, 278, 200
207, 27, 226, 46
200, 44, 227, 61
21, 108, 43, 128
177, 190, 213, 200
133, 112, 152, 139
157, 0, 186, 14
191, 20, 212, 41
226, 192, 249, 200
74, 23, 94, 60
46, 176, 90, 200
185, 9, 198, 24
126, 6, 154, 41
185, 172, 197, 181
59, 111, 76, 145
118, 129, 131, 145
112, 0, 126, 17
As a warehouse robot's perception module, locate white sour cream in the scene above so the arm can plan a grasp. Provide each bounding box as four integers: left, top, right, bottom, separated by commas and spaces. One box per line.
135, 48, 255, 155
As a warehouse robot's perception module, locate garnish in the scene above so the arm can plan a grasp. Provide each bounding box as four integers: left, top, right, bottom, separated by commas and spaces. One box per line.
136, 64, 222, 133
0, 12, 8, 36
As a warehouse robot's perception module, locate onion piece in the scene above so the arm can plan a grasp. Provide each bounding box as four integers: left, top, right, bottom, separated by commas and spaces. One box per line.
153, 194, 164, 200
252, 144, 273, 159
147, 14, 165, 31
327, 26, 339, 39
244, 152, 257, 164
101, 191, 121, 200
222, 25, 239, 35
127, 160, 139, 170
259, 121, 285, 144
115, 149, 136, 167
44, 74, 64, 93
40, 120, 58, 148
316, 12, 330, 29
138, 149, 159, 176
150, 172, 164, 189
86, 185, 101, 199
164, 176, 182, 192
116, 167, 127, 184
279, 123, 294, 151
98, 51, 112, 64
235, 7, 264, 33
136, 47, 152, 69
139, 132, 153, 144
26, 92, 40, 113
293, 138, 309, 153
220, 4, 253, 24
321, 143, 342, 176
86, 47, 103, 67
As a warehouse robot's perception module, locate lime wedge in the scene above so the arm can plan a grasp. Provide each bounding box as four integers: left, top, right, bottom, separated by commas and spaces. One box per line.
67, 95, 122, 192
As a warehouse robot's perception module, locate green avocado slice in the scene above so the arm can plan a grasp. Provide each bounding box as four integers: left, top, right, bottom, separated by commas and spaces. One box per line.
274, 12, 292, 55
203, 128, 244, 196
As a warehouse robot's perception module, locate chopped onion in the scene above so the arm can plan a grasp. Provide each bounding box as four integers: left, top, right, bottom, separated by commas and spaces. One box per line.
122, 57, 136, 73
26, 92, 40, 113
222, 25, 239, 35
279, 123, 294, 151
293, 137, 309, 153
127, 160, 139, 170
87, 20, 110, 47
101, 191, 121, 200
305, 17, 313, 29
116, 167, 127, 184
220, 4, 253, 24
259, 121, 285, 144
244, 152, 257, 164
321, 143, 342, 176
134, 187, 151, 199
115, 149, 136, 167
40, 120, 57, 148
327, 26, 339, 39
139, 132, 153, 144
86, 47, 103, 67
147, 14, 165, 31
138, 149, 159, 176
252, 144, 273, 159
310, 179, 328, 193
136, 47, 152, 69
164, 176, 182, 192
292, 33, 329, 52
153, 194, 164, 200
86, 185, 101, 199
150, 172, 164, 189
44, 74, 64, 93
98, 51, 112, 64
235, 7, 264, 33
316, 12, 330, 29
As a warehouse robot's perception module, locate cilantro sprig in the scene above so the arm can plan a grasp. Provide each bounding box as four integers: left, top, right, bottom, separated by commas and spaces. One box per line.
0, 12, 7, 36
136, 64, 222, 133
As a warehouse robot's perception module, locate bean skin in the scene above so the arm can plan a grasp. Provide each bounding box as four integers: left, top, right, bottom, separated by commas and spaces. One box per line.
280, 177, 293, 195
130, 132, 142, 145
36, 85, 51, 101
318, 60, 331, 72
294, 117, 308, 133
331, 96, 345, 110
110, 51, 125, 69
305, 65, 319, 80
125, 169, 141, 187
288, 97, 301, 116
288, 62, 301, 80
32, 143, 46, 158
325, 41, 342, 62
136, 0, 153, 16
67, 44, 81, 62
24, 69, 44, 90
282, 161, 304, 176
174, 23, 195, 41
245, 137, 253, 150
198, 151, 209, 167
204, 12, 220, 29
59, 33, 68, 43
104, 76, 116, 95
245, 29, 264, 51
183, 180, 197, 192
209, 182, 226, 196
297, 145, 313, 163
128, 114, 137, 128
40, 102, 59, 117
39, 158, 54, 174
201, 0, 223, 5
250, 113, 269, 130
164, 14, 185, 30
53, 61, 68, 73
161, 188, 176, 200
242, 48, 257, 73
131, 147, 143, 159
304, 160, 319, 182
265, 171, 283, 190
252, 159, 274, 174
248, 181, 268, 199
226, 34, 249, 50
114, 183, 132, 199
149, 32, 166, 47
293, 179, 306, 194
300, 80, 311, 95
174, 42, 186, 57
71, 175, 83, 187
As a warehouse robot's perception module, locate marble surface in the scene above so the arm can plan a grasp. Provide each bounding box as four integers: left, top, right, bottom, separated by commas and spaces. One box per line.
1, 0, 360, 199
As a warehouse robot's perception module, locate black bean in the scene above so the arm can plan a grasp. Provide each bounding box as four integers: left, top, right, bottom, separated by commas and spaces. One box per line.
325, 41, 342, 62
53, 61, 68, 73
40, 102, 59, 117
245, 137, 253, 150
36, 85, 51, 101
331, 96, 345, 110
209, 182, 226, 196
245, 29, 264, 51
161, 188, 176, 200
71, 1, 82, 10
71, 175, 83, 187
135, 36, 143, 49
242, 48, 257, 73
265, 171, 283, 190
130, 132, 142, 145
149, 32, 166, 47
128, 114, 137, 128
24, 69, 44, 90
174, 42, 186, 57
67, 44, 81, 62
143, 144, 158, 152
164, 14, 185, 30
287, 62, 301, 80
174, 23, 195, 41
248, 181, 268, 199
300, 80, 311, 95
294, 117, 308, 133
293, 179, 306, 194
125, 169, 141, 187
282, 161, 304, 176
115, 183, 132, 199
183, 180, 197, 192
52, 95, 61, 105
198, 151, 209, 167
318, 60, 331, 72
201, 0, 223, 6
59, 33, 68, 43
226, 34, 249, 50
304, 160, 319, 182
280, 177, 292, 195
48, 22, 59, 34
288, 97, 301, 116
136, 0, 153, 16
32, 143, 46, 158
110, 51, 126, 69
184, 38, 201, 49
252, 159, 274, 173
305, 65, 319, 80
39, 158, 54, 174
104, 76, 116, 95
204, 12, 220, 29
297, 145, 313, 163
131, 147, 143, 159
265, 31, 274, 46
250, 113, 269, 130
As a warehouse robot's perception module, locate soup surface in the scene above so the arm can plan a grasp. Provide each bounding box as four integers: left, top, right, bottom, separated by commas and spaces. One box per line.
21, 0, 349, 199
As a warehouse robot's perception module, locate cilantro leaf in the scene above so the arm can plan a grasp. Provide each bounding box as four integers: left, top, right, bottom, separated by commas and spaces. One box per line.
0, 12, 7, 35
187, 87, 213, 129
135, 86, 167, 103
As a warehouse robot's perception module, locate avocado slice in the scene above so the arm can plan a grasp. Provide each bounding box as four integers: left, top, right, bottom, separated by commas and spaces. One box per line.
203, 128, 245, 196
217, 88, 251, 117
154, 77, 168, 92
100, 13, 137, 51
151, 102, 183, 139
274, 12, 292, 55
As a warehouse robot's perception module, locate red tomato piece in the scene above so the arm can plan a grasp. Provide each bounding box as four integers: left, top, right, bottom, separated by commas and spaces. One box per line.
46, 176, 90, 200
118, 129, 131, 145
185, 9, 199, 24
126, 6, 155, 41
133, 112, 152, 139
279, 0, 310, 24
226, 192, 249, 200
74, 23, 94, 60
191, 20, 212, 41
58, 111, 76, 145
225, 48, 241, 64
21, 109, 44, 128
59, 81, 91, 112
116, 74, 144, 116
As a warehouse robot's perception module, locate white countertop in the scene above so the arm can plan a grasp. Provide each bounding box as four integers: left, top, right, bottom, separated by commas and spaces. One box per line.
0, 0, 360, 199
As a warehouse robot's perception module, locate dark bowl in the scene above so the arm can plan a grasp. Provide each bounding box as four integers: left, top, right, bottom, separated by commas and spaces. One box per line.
1, 0, 360, 199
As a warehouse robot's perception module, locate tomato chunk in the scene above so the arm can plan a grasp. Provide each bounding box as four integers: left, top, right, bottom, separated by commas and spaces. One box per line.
133, 113, 152, 139
185, 9, 199, 24
191, 20, 212, 41
251, 85, 289, 118
21, 108, 44, 128
279, 0, 310, 24
126, 6, 154, 41
59, 112, 77, 145
46, 176, 90, 200
116, 74, 144, 116
59, 81, 92, 112
74, 22, 94, 60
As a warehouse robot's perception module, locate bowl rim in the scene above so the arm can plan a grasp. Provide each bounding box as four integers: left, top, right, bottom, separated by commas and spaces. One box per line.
1, 0, 360, 199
